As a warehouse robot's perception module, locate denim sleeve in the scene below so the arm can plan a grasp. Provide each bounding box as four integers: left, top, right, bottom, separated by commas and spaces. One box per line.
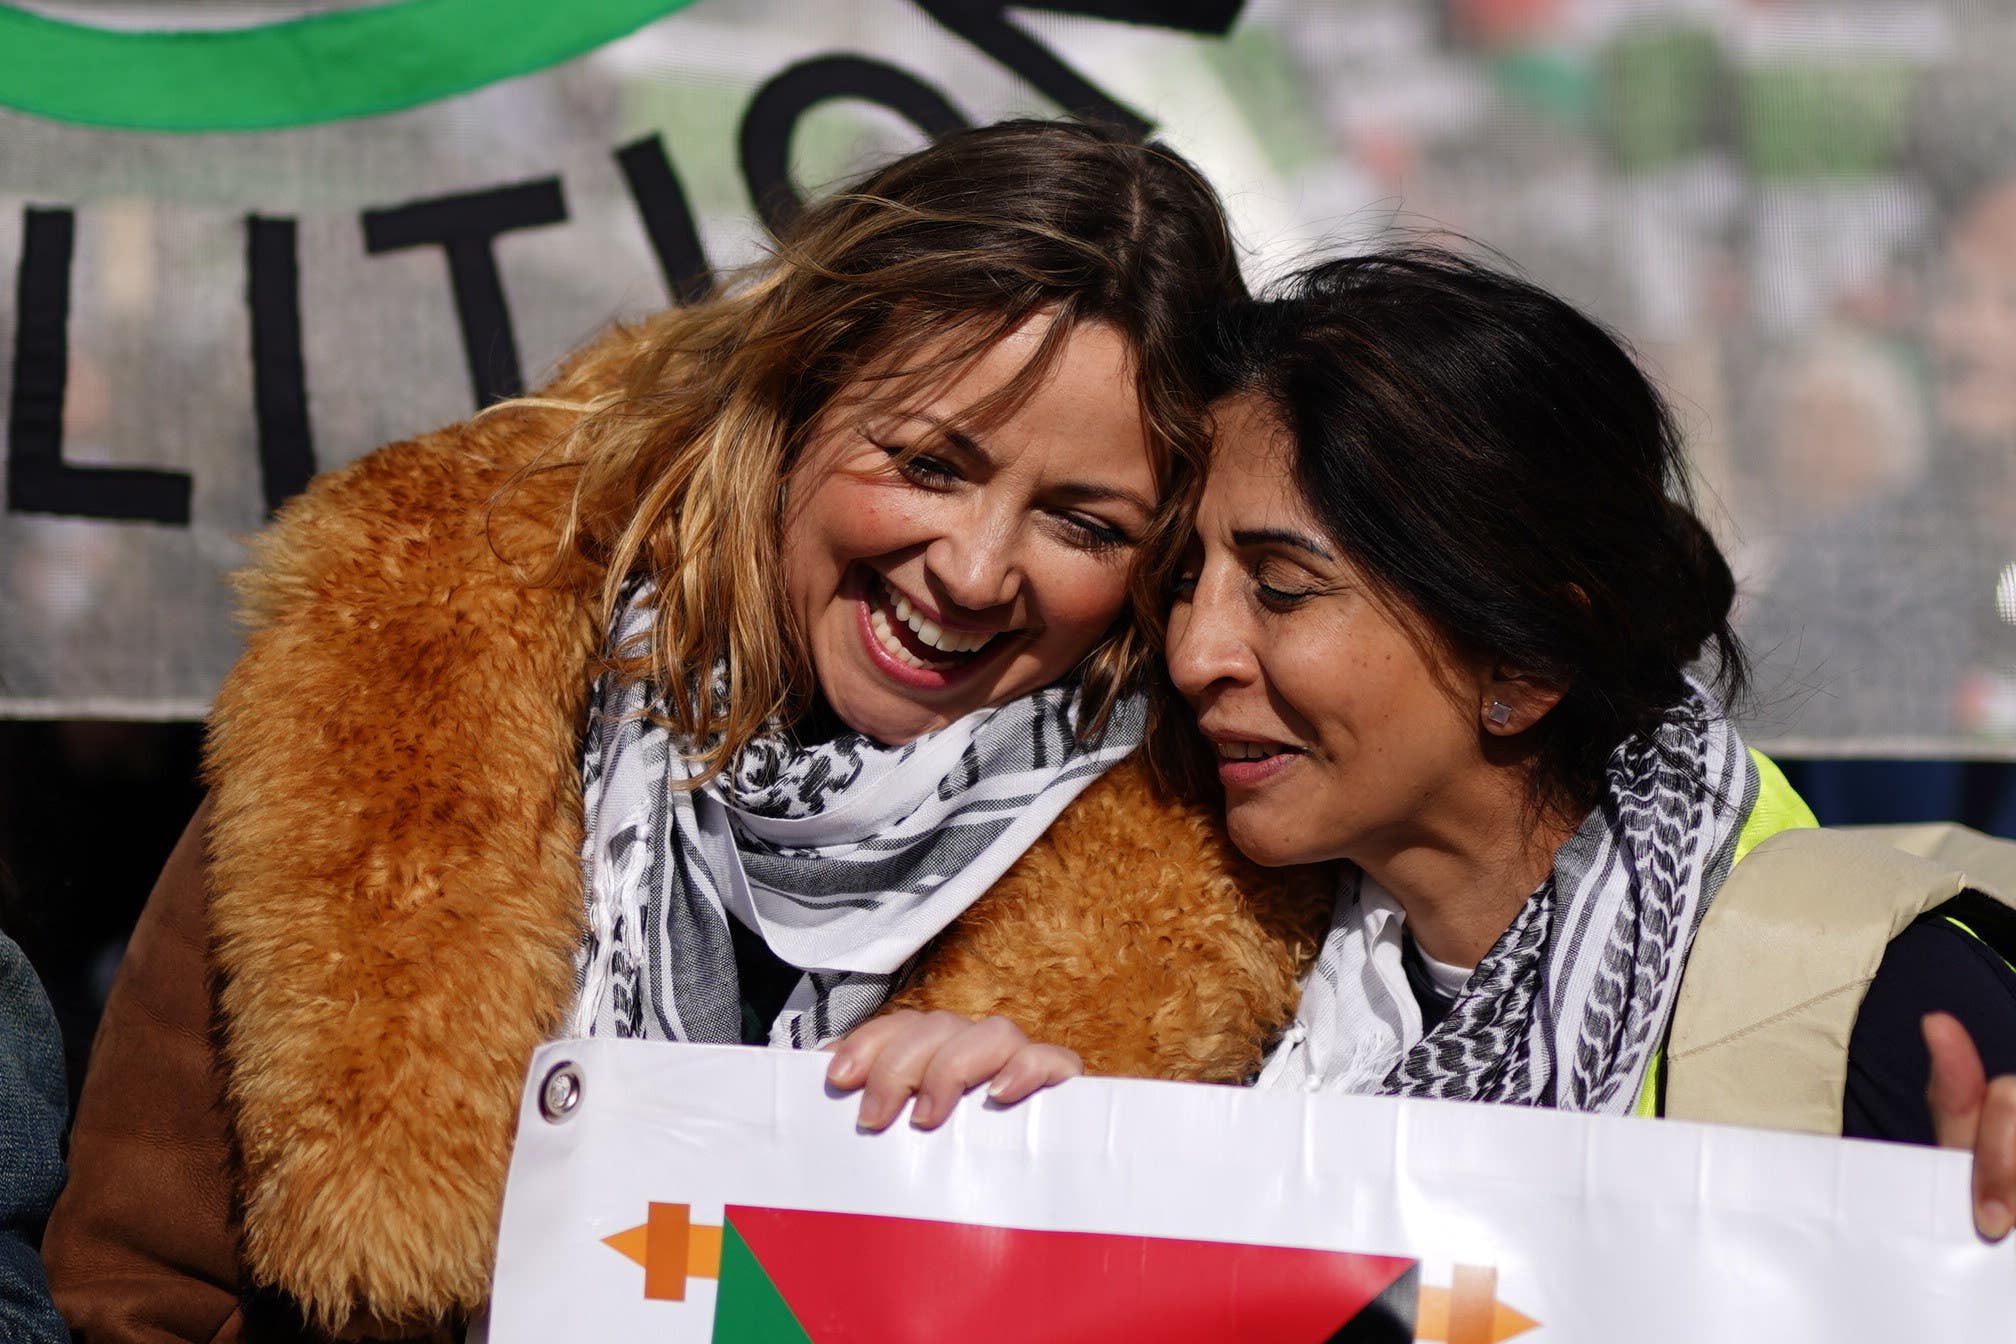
0, 933, 72, 1344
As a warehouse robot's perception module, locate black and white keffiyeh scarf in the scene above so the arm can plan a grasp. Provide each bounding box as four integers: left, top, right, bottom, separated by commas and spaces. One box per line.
1258, 681, 1757, 1114
567, 595, 1144, 1049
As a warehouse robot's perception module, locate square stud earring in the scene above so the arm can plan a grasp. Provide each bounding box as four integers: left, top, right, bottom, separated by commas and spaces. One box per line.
1486, 701, 1514, 728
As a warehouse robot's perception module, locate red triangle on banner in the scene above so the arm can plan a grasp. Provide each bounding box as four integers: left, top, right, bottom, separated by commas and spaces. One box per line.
725, 1205, 1419, 1343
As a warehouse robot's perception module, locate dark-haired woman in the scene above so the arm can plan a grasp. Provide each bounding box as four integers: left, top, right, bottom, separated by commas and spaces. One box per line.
841, 248, 2016, 1242
44, 122, 1334, 1344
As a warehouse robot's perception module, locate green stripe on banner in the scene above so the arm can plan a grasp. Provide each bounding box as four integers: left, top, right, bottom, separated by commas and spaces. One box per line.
0, 0, 703, 132
714, 1216, 814, 1344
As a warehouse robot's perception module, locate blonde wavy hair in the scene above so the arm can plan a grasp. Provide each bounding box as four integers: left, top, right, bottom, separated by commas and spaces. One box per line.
502, 120, 1242, 782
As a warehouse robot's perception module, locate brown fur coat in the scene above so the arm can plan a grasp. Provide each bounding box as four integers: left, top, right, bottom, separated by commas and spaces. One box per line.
199, 322, 1330, 1336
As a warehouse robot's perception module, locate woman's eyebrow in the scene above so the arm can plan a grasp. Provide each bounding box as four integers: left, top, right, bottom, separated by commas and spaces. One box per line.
1050, 481, 1153, 514
1232, 527, 1336, 560
891, 410, 988, 462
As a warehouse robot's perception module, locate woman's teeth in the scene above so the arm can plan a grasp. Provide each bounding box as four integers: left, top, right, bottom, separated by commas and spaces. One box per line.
888, 587, 993, 653
1216, 741, 1283, 761
869, 608, 953, 670
868, 578, 996, 671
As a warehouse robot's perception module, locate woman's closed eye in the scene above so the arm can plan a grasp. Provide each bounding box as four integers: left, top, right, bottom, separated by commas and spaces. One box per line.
1256, 581, 1315, 610
1049, 510, 1131, 554
872, 431, 1135, 554
1252, 562, 1320, 610
881, 443, 963, 487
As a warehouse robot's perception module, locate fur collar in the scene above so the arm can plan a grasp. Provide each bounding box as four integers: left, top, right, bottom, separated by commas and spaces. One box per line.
206, 335, 624, 1334
204, 324, 1330, 1336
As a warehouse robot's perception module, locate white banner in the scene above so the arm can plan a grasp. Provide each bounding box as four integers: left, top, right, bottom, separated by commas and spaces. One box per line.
491, 1039, 2015, 1342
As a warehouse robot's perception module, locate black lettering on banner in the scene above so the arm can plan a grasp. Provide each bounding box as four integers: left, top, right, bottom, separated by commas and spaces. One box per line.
615, 135, 715, 305
246, 215, 316, 514
362, 178, 568, 407
913, 0, 1247, 136
6, 207, 194, 524
740, 56, 970, 236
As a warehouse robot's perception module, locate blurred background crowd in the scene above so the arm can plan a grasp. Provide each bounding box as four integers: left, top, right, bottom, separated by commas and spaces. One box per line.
10, 0, 2016, 1084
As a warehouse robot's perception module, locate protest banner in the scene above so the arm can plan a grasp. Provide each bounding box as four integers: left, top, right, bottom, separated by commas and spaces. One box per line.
489, 1038, 2015, 1342
7, 2, 2016, 751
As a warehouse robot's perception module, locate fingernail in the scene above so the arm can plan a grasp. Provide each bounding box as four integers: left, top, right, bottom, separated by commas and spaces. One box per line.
1980, 1198, 2013, 1241
990, 1061, 1033, 1101
909, 1098, 935, 1128
828, 1056, 860, 1086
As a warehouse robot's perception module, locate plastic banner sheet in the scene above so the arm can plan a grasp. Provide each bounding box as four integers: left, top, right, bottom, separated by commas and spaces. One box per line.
8, 2, 2016, 753
490, 1039, 2015, 1342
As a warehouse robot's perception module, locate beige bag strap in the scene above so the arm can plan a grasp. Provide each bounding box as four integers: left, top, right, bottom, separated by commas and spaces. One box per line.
1664, 828, 1975, 1135
1847, 823, 2016, 901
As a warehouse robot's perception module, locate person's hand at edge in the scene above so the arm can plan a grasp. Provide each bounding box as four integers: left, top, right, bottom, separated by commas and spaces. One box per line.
1924, 1010, 2016, 1242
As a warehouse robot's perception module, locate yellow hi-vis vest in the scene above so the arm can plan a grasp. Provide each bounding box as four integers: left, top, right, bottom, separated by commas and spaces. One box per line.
1642, 754, 2016, 1135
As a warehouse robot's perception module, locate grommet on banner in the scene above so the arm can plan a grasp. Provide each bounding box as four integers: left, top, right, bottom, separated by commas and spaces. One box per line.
539, 1061, 584, 1123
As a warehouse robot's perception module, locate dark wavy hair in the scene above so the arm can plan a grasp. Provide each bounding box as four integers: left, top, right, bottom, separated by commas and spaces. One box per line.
1154, 247, 1746, 818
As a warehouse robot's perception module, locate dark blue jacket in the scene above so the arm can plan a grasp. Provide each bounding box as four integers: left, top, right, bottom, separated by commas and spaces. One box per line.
0, 932, 69, 1344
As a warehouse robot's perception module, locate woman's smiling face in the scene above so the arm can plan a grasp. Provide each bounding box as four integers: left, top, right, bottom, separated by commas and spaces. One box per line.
1166, 396, 1493, 868
781, 313, 1156, 745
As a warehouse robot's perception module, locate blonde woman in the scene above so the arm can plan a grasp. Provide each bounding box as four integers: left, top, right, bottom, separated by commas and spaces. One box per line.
45, 122, 1331, 1343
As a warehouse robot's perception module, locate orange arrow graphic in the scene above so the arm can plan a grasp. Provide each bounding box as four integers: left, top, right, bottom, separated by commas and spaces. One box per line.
1416, 1264, 1541, 1342
601, 1202, 722, 1301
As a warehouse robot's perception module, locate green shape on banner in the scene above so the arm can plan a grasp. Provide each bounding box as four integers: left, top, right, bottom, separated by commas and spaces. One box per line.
714, 1217, 814, 1344
0, 0, 703, 132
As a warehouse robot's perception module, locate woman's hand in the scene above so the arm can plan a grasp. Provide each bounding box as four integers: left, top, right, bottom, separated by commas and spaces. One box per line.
825, 1009, 1082, 1133
1923, 1011, 2016, 1241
